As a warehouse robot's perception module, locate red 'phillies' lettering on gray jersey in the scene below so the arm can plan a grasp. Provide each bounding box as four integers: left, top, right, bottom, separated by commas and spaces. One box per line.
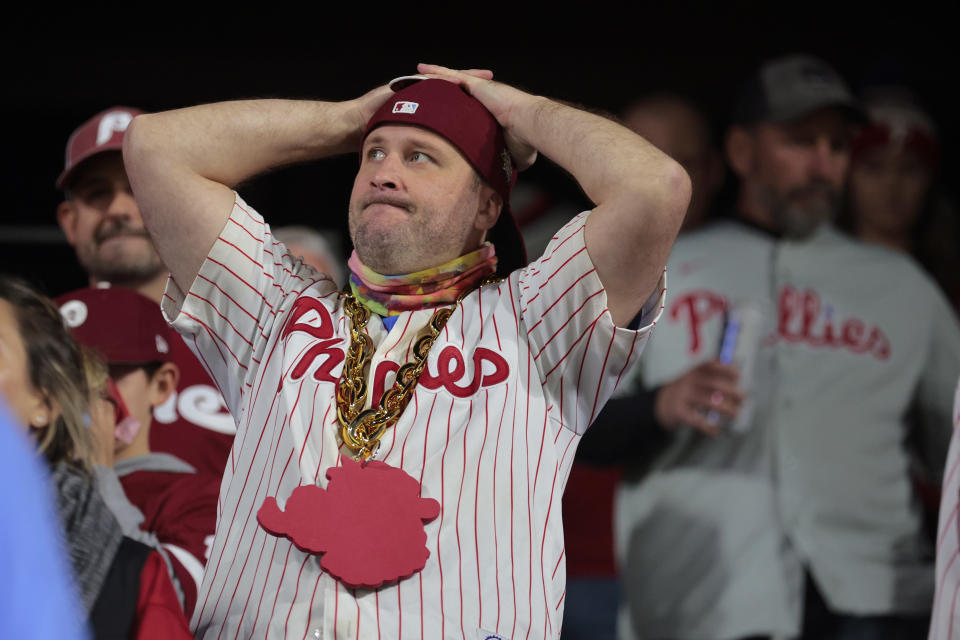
162, 194, 663, 639
616, 221, 960, 639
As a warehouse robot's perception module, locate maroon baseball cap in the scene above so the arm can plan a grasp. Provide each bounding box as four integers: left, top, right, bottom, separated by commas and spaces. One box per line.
851, 95, 940, 171
57, 106, 145, 190
363, 78, 527, 276
54, 286, 173, 365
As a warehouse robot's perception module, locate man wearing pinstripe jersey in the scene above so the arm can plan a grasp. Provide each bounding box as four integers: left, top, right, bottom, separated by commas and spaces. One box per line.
122, 64, 689, 638
931, 378, 960, 638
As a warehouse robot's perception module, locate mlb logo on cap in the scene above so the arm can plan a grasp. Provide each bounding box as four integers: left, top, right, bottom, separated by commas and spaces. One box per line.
392, 101, 419, 115
56, 106, 145, 189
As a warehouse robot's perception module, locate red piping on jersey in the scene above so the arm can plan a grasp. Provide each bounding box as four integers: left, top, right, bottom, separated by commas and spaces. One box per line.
543, 313, 603, 379
207, 257, 275, 311
533, 291, 603, 362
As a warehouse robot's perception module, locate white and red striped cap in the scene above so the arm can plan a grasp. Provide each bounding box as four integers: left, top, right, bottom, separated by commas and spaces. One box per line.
56, 106, 145, 190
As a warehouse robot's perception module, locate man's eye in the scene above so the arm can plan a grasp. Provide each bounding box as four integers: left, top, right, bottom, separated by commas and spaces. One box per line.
368, 148, 386, 161
410, 151, 431, 163
81, 187, 110, 201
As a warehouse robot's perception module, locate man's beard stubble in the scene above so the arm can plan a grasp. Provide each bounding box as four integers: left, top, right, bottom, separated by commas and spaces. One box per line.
348, 195, 417, 274
348, 196, 478, 276
79, 219, 166, 286
761, 179, 842, 239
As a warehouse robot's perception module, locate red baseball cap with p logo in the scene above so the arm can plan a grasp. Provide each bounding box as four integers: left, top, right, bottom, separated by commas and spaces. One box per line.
56, 106, 145, 190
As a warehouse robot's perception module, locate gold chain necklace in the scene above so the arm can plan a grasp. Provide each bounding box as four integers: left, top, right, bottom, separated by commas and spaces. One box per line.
336, 277, 502, 460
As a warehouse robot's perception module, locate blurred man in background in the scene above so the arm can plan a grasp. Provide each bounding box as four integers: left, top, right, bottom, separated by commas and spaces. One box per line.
55, 107, 235, 478
614, 54, 960, 640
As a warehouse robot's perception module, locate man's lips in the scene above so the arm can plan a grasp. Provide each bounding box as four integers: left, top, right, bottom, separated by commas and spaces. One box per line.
363, 198, 413, 213
97, 231, 151, 245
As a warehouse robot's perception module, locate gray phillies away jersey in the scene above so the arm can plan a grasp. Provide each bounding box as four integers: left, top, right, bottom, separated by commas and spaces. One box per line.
614, 220, 960, 640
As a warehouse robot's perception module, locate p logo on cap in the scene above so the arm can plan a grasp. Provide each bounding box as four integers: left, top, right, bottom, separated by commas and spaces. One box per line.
96, 111, 134, 145
56, 105, 146, 190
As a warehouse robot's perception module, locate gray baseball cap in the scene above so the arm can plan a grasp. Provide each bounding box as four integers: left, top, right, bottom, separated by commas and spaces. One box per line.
732, 54, 865, 125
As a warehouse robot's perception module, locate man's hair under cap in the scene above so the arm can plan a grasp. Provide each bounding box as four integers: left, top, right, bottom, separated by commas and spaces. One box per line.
363, 78, 527, 276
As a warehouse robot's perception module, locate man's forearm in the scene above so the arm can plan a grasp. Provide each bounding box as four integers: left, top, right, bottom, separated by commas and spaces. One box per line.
506, 97, 685, 218
126, 99, 365, 188
507, 95, 689, 325
123, 96, 379, 290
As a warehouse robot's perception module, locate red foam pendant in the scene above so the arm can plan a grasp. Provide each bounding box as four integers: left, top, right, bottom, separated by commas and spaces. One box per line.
257, 455, 441, 589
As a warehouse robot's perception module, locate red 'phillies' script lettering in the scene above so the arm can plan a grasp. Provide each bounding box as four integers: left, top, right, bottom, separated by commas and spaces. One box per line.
282, 297, 336, 341
667, 287, 890, 360
420, 346, 510, 398
670, 290, 727, 354
367, 348, 510, 404
778, 285, 890, 360
280, 299, 511, 398
282, 297, 345, 385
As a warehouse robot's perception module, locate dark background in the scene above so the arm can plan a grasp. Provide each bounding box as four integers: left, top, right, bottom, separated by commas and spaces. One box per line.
2, 3, 955, 296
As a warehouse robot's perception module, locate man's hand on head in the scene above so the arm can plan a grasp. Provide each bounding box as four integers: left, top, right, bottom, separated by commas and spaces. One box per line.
350, 83, 398, 138
415, 63, 538, 171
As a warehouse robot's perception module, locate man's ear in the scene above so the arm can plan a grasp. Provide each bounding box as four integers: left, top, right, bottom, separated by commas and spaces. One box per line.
147, 362, 180, 408
56, 200, 79, 246
725, 126, 755, 180
475, 187, 502, 233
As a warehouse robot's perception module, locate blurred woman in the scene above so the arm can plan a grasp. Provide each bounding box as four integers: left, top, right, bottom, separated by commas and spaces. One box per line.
0, 275, 191, 639
846, 89, 960, 308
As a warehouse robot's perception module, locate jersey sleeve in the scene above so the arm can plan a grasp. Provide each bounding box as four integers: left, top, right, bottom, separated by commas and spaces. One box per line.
930, 378, 960, 640
160, 193, 337, 417
517, 210, 665, 435
915, 288, 960, 478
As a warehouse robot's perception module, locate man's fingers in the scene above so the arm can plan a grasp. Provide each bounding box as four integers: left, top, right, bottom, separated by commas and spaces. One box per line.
690, 387, 740, 419
460, 69, 495, 80
415, 63, 533, 172
677, 407, 723, 437
354, 84, 398, 132
418, 62, 452, 74
416, 63, 494, 83
692, 381, 744, 406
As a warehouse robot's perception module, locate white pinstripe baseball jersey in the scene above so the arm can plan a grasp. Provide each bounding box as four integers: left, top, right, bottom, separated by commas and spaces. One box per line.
161, 194, 664, 639
931, 378, 960, 639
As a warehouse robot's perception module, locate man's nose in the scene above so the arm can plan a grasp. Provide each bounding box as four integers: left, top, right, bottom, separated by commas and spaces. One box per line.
370, 154, 404, 190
